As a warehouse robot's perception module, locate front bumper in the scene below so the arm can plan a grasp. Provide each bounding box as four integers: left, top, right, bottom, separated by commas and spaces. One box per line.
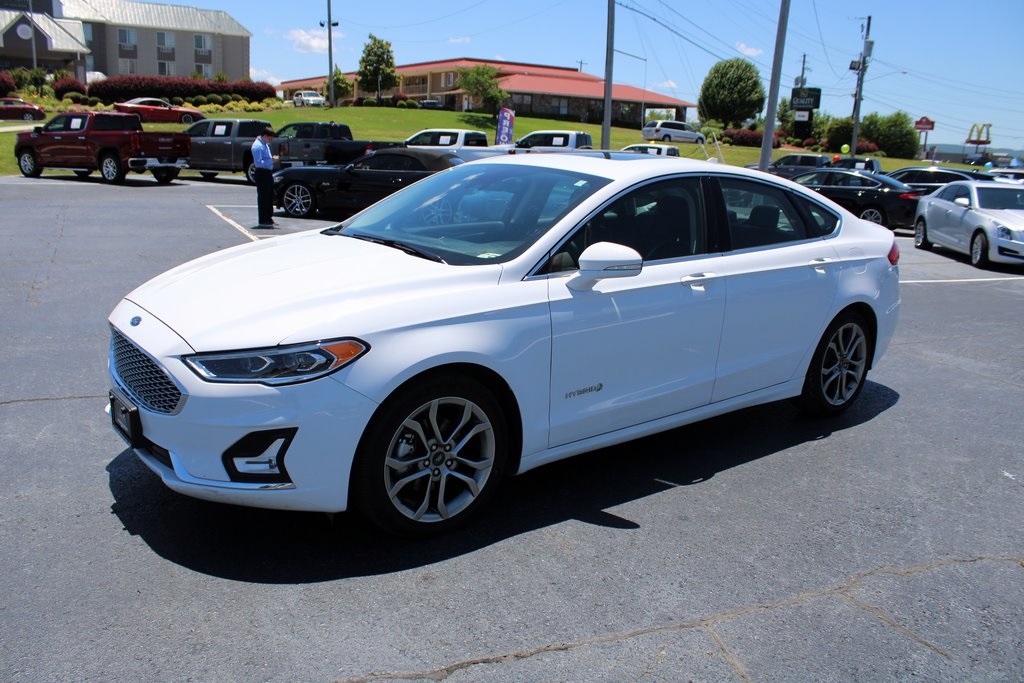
107, 299, 380, 512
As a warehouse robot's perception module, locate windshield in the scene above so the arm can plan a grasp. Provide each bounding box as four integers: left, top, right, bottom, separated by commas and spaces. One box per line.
976, 187, 1024, 210
325, 163, 611, 265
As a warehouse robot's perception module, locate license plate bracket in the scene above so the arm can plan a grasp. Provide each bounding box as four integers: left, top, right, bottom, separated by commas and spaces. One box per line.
109, 390, 147, 449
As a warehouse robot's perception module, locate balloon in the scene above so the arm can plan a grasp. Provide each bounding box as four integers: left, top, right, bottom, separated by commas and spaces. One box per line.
984, 161, 994, 170
841, 144, 851, 154
832, 154, 841, 162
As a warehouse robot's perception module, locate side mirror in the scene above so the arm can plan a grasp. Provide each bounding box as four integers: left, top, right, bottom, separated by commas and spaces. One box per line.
34, 126, 43, 134
568, 242, 643, 291
954, 197, 970, 208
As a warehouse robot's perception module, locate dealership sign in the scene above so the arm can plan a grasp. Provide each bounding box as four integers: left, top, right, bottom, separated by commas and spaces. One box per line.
790, 87, 821, 110
914, 117, 935, 131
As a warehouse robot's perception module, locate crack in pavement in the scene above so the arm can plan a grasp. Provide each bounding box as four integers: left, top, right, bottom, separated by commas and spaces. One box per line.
335, 554, 1023, 682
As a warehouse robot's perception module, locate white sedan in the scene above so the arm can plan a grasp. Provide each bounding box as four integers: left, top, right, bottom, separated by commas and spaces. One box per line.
914, 180, 1024, 267
107, 153, 901, 536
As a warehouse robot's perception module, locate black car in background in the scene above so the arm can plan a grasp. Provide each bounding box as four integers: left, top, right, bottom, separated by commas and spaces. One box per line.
790, 168, 921, 229
886, 166, 999, 193
273, 148, 467, 219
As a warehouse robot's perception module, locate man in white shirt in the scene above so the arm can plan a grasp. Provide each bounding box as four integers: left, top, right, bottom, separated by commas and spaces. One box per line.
251, 126, 278, 227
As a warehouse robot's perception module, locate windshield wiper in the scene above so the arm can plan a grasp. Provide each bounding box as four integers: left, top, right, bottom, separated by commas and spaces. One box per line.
345, 233, 446, 263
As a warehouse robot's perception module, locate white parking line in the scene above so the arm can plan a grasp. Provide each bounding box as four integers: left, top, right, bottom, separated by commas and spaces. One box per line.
206, 204, 259, 242
901, 276, 1024, 284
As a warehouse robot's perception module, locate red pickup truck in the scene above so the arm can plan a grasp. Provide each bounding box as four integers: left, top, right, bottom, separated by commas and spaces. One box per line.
14, 111, 190, 183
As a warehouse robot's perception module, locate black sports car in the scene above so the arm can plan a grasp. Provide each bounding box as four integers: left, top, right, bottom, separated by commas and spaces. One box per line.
790, 168, 922, 229
273, 148, 469, 219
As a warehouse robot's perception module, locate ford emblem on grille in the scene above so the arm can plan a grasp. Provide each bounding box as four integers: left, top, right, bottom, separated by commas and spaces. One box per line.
130, 316, 141, 326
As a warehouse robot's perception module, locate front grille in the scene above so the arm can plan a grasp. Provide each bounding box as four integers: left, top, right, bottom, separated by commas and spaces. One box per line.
110, 328, 185, 414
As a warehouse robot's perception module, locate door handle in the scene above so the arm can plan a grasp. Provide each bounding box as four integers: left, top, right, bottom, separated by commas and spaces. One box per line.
680, 272, 717, 289
809, 257, 834, 272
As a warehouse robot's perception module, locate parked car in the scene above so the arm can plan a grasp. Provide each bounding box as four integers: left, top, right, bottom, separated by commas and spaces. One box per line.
292, 91, 325, 107
514, 130, 593, 151
886, 166, 999, 193
621, 143, 679, 156
988, 167, 1024, 182
271, 121, 405, 167
405, 129, 490, 149
14, 111, 190, 183
790, 168, 921, 228
641, 120, 705, 145
113, 97, 204, 124
418, 99, 444, 109
914, 180, 1024, 268
0, 96, 46, 120
184, 118, 272, 183
749, 153, 831, 179
273, 147, 465, 218
827, 157, 882, 173
107, 153, 900, 536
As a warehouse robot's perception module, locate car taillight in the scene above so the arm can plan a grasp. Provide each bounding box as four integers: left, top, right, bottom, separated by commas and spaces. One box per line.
898, 192, 920, 201
887, 241, 900, 265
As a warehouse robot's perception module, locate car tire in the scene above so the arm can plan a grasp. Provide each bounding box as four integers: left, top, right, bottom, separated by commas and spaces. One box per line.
796, 309, 871, 417
281, 182, 317, 218
18, 150, 42, 178
914, 219, 932, 250
352, 374, 508, 537
858, 206, 886, 226
661, 134, 671, 142
74, 170, 92, 178
99, 153, 126, 183
152, 168, 179, 184
696, 135, 706, 145
245, 159, 257, 185
199, 172, 218, 180
970, 231, 990, 268
22, 112, 35, 121
180, 114, 194, 124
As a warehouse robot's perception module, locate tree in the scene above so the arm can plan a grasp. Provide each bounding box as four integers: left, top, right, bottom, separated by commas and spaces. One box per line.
776, 97, 794, 136
860, 111, 918, 159
457, 65, 507, 114
324, 66, 353, 104
697, 59, 765, 127
357, 34, 398, 101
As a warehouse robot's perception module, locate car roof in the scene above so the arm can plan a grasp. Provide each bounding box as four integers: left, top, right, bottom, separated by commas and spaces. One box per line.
793, 167, 912, 189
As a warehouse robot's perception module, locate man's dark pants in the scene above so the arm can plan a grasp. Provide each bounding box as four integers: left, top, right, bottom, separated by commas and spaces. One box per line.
255, 168, 274, 225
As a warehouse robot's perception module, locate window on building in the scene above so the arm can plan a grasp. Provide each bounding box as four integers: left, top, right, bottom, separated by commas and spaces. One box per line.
550, 97, 569, 116
193, 64, 212, 78
158, 61, 176, 76
157, 32, 175, 49
194, 34, 212, 51
83, 23, 92, 47
85, 55, 94, 72
118, 58, 138, 75
117, 28, 136, 49
512, 93, 532, 112
445, 72, 454, 87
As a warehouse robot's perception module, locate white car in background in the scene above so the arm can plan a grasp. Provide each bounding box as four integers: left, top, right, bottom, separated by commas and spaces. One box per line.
642, 120, 705, 145
107, 153, 900, 537
621, 143, 680, 156
914, 180, 1024, 268
292, 90, 325, 107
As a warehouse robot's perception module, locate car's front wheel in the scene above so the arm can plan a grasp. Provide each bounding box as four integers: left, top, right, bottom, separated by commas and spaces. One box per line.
661, 134, 672, 142
970, 231, 990, 268
181, 114, 195, 124
914, 218, 932, 250
281, 182, 317, 218
22, 112, 35, 121
796, 310, 871, 417
245, 159, 257, 185
353, 374, 508, 537
18, 150, 42, 178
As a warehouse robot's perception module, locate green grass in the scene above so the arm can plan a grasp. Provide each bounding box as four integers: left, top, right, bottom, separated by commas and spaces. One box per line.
0, 106, 950, 176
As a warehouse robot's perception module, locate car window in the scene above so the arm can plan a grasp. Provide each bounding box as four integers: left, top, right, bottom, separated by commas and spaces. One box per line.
720, 177, 812, 249
547, 178, 706, 272
935, 184, 959, 201
794, 172, 827, 185
465, 133, 488, 147
210, 121, 234, 138
977, 186, 1024, 209
356, 154, 425, 171
186, 121, 210, 137
238, 121, 267, 137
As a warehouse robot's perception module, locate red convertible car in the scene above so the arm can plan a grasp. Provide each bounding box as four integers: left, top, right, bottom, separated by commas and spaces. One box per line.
0, 97, 46, 121
113, 97, 204, 124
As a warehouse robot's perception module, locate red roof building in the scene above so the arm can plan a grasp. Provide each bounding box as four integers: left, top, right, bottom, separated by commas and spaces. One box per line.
279, 57, 696, 125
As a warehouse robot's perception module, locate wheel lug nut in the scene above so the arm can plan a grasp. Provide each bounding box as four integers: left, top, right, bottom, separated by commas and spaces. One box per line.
432, 468, 441, 477
446, 460, 453, 467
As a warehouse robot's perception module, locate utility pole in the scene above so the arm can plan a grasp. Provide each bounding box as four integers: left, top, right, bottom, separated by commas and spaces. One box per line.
601, 0, 614, 149
320, 0, 338, 108
849, 16, 872, 158
795, 53, 807, 87
576, 59, 587, 72
758, 0, 790, 171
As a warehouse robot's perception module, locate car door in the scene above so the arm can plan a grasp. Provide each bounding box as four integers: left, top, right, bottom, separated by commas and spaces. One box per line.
711, 176, 840, 402
546, 177, 726, 446
206, 120, 236, 167
36, 114, 91, 166
925, 183, 971, 250
185, 121, 214, 167
336, 153, 432, 210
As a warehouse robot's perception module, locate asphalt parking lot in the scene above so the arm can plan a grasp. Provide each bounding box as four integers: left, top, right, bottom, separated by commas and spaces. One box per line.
1, 173, 1022, 682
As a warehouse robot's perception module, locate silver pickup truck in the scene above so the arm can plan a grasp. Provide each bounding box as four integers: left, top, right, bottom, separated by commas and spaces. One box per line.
184, 118, 272, 184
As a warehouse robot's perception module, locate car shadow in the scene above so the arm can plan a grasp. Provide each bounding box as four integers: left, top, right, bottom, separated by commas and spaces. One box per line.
922, 245, 1024, 274
106, 381, 899, 583
35, 174, 189, 187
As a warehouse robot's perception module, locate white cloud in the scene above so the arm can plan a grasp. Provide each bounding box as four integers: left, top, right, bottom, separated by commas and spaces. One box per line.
657, 79, 678, 89
448, 36, 471, 44
284, 27, 344, 55
736, 42, 762, 57
250, 67, 281, 86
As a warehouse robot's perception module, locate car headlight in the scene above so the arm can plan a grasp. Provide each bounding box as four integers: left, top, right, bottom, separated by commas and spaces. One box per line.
994, 225, 1013, 241
183, 339, 367, 385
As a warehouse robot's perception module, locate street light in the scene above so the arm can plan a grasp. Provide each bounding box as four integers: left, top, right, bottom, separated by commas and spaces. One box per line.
320, 0, 338, 108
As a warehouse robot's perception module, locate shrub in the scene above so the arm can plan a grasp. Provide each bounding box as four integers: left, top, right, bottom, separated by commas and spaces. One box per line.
206, 93, 223, 105
53, 75, 87, 100
802, 137, 817, 147
170, 97, 183, 105
404, 99, 420, 109
0, 70, 15, 96
191, 95, 208, 105
362, 98, 377, 106
396, 100, 407, 109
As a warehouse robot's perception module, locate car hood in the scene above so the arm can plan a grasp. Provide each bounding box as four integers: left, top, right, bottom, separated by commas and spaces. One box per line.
979, 208, 1024, 228
124, 230, 503, 351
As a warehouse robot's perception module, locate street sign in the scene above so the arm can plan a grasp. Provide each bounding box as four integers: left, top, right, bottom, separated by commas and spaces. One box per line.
790, 87, 821, 110
914, 117, 935, 131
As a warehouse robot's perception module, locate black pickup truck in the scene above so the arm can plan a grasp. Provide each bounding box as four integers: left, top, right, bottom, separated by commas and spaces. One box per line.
272, 121, 404, 167
184, 118, 272, 184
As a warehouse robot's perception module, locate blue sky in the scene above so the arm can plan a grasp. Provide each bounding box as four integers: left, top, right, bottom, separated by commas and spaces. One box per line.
157, 0, 1023, 148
